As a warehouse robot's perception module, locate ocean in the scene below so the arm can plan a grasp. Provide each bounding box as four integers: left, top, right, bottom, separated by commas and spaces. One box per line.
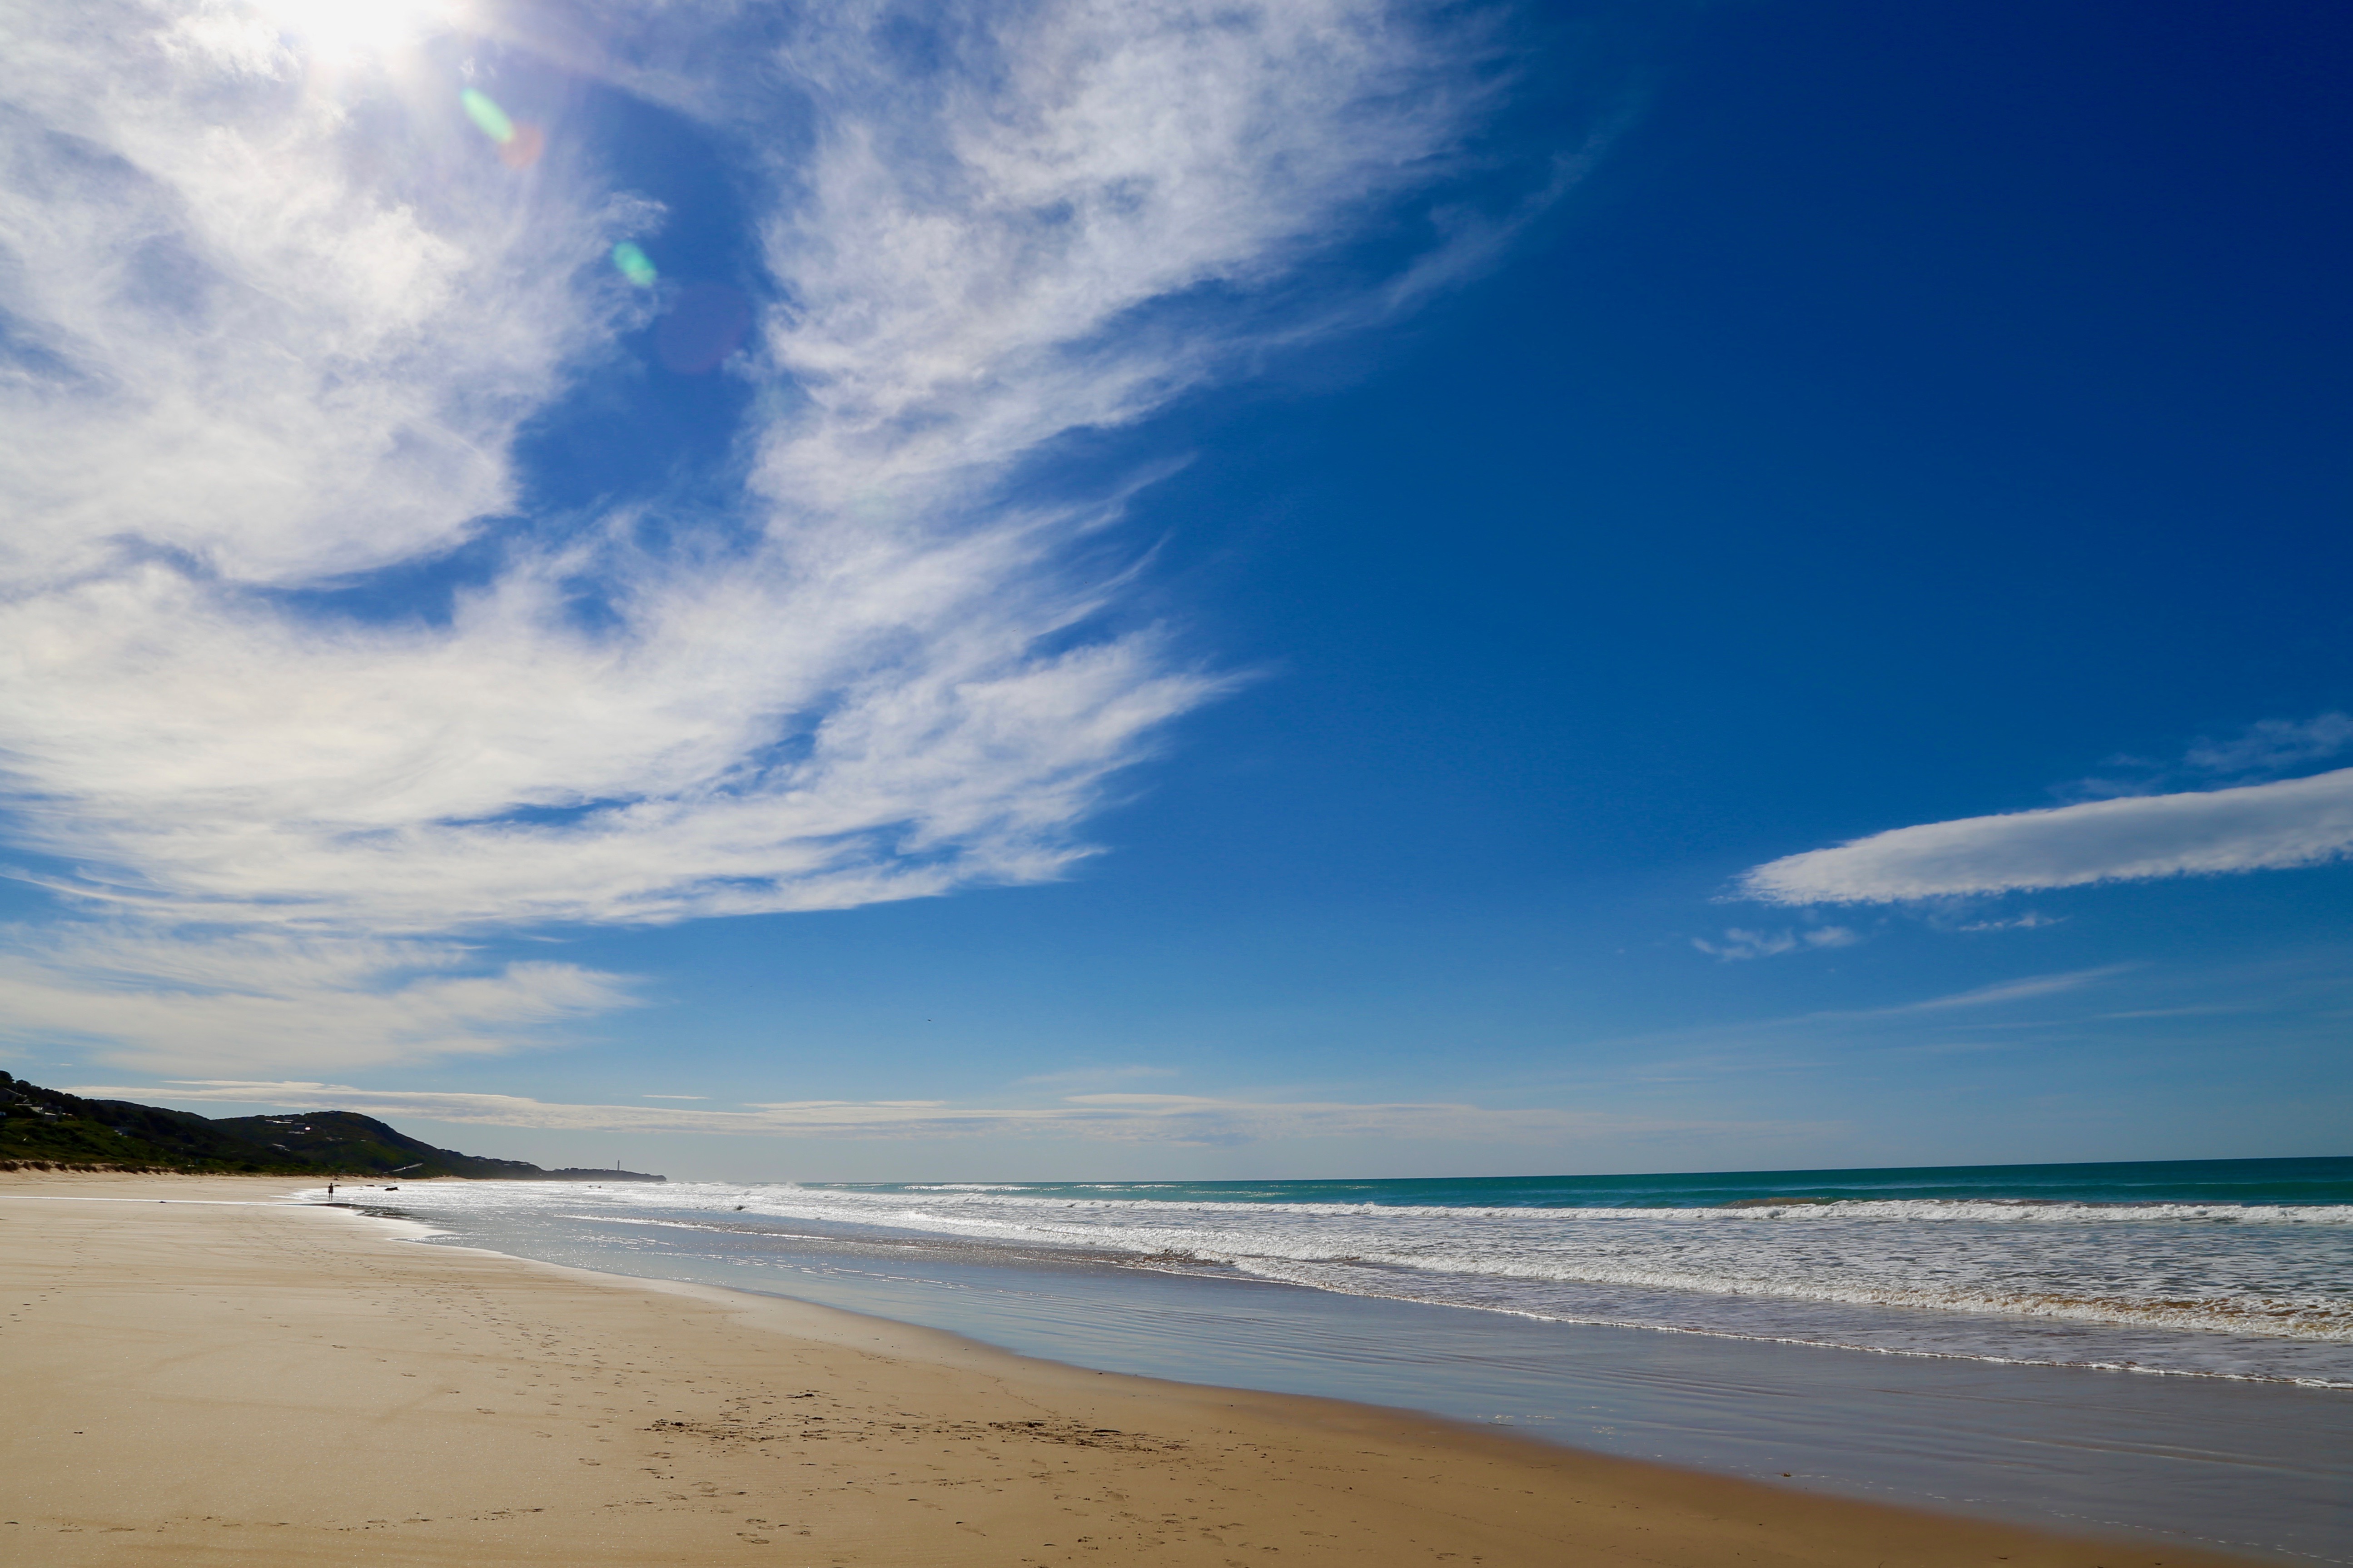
328, 1154, 2353, 1563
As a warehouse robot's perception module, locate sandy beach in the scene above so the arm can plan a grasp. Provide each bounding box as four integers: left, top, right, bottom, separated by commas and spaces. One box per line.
0, 1172, 2268, 1568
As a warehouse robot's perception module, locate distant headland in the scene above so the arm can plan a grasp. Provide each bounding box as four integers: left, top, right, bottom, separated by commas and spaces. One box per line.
0, 1071, 664, 1182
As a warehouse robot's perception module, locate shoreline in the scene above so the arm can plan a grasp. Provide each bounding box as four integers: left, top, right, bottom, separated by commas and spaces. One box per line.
375, 1172, 2353, 1561
1, 1171, 2277, 1566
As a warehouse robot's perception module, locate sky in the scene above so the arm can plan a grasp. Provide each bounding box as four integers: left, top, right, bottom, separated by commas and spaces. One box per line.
3, 0, 2348, 1181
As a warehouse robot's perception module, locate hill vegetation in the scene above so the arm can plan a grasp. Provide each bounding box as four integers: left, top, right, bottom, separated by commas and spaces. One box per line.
0, 1072, 663, 1181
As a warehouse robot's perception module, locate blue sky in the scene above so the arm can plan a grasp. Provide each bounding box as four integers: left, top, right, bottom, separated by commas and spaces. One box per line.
5, 0, 2349, 1179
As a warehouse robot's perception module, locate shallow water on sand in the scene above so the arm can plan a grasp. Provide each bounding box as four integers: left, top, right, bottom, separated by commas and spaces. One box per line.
334, 1181, 2353, 1566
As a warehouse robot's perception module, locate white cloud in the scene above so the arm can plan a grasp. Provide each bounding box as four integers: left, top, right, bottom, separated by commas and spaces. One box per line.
0, 1, 1541, 1068
1691, 925, 1858, 961
0, 926, 632, 1075
70, 1078, 1806, 1147
1546, 967, 2132, 1088
2063, 711, 2353, 802
1954, 911, 2063, 933
746, 0, 1511, 521
0, 0, 625, 588
1741, 767, 2353, 904
1868, 966, 2124, 1015
1012, 1064, 1178, 1087
2183, 713, 2353, 779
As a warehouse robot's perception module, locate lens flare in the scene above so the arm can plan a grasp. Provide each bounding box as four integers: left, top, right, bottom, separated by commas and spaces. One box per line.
498, 124, 546, 169
459, 87, 544, 169
612, 243, 659, 288
460, 87, 513, 142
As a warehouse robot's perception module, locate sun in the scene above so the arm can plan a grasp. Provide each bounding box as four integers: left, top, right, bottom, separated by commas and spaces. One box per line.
249, 0, 456, 63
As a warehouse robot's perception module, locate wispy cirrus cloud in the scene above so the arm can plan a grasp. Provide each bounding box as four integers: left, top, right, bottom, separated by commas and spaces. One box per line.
1012, 1064, 1179, 1088
1563, 966, 2134, 1089
0, 0, 623, 590
2068, 711, 2353, 801
1691, 925, 1857, 961
68, 1080, 1806, 1148
1, 0, 1560, 1070
0, 927, 633, 1075
1953, 911, 2063, 933
2181, 713, 2353, 780
1866, 966, 2128, 1015
1740, 765, 2353, 905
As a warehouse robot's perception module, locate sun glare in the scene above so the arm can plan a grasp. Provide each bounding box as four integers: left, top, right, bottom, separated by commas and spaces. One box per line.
252, 0, 452, 61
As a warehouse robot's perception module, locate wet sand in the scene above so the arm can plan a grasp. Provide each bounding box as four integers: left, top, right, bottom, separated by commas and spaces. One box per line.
414, 1187, 2352, 1560
0, 1171, 2269, 1567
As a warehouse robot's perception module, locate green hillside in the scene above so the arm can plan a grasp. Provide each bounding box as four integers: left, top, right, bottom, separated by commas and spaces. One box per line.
0, 1072, 662, 1181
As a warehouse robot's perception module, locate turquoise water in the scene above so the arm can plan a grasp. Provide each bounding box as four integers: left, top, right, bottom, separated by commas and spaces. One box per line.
823, 1153, 2353, 1210
357, 1155, 2353, 1384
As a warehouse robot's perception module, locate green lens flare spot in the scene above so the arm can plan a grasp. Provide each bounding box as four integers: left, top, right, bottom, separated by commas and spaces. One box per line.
461, 88, 516, 144
612, 243, 659, 288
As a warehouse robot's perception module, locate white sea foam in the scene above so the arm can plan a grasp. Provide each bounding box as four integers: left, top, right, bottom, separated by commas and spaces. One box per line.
355, 1181, 2353, 1386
